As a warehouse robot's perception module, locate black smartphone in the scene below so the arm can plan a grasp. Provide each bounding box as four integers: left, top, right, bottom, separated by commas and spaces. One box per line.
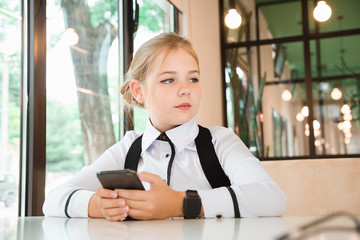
96, 169, 145, 190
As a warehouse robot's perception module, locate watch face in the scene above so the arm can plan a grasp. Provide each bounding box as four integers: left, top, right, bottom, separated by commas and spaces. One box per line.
184, 193, 201, 219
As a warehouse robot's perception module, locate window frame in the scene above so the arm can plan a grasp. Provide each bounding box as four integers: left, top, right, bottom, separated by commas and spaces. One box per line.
21, 0, 180, 217
219, 0, 360, 160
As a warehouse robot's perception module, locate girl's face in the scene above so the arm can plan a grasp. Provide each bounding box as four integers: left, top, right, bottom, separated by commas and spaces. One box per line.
142, 48, 201, 132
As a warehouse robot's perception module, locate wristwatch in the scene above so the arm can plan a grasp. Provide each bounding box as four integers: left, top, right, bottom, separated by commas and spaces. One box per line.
183, 190, 201, 219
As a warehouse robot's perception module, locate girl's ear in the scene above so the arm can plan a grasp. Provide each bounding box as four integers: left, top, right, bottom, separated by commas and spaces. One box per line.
129, 80, 144, 104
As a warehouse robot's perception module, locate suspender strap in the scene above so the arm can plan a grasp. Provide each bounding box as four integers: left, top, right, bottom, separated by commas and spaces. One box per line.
227, 186, 241, 218
195, 125, 231, 188
124, 126, 232, 190
124, 135, 143, 171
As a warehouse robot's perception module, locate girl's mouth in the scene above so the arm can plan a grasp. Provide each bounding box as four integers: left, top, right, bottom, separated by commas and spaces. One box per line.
175, 103, 191, 110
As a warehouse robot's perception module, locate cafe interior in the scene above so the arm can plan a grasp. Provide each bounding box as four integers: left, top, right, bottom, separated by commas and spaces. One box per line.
0, 0, 359, 238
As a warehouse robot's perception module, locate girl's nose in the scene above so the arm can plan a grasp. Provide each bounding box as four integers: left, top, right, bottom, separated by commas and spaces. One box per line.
179, 83, 191, 95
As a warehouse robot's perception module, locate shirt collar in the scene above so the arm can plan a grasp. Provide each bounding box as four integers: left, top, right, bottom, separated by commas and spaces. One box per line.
141, 118, 199, 153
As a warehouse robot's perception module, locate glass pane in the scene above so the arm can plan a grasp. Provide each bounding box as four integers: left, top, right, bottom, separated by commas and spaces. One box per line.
133, 0, 178, 131
225, 46, 263, 157
260, 41, 305, 82
313, 79, 360, 155
308, 0, 360, 34
262, 83, 310, 157
310, 35, 360, 78
0, 1, 21, 216
258, 1, 303, 40
46, 0, 120, 193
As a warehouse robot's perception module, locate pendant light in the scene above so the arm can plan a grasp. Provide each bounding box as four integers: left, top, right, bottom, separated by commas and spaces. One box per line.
225, 0, 242, 29
313, 0, 332, 22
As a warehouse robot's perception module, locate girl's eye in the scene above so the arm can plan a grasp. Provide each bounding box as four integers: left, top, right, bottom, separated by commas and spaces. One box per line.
189, 78, 199, 83
160, 79, 173, 84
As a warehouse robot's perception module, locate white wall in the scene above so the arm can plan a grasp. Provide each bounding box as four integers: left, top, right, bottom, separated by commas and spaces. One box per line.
180, 0, 224, 126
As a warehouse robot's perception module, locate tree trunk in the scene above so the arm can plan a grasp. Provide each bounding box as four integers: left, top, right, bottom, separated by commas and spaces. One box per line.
62, 0, 117, 164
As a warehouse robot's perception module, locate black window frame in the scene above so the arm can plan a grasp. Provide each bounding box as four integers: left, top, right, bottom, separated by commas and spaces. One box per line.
219, 0, 360, 161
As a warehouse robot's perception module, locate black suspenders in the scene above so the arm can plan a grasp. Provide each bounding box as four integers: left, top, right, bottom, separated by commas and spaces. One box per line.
195, 125, 231, 188
124, 124, 240, 218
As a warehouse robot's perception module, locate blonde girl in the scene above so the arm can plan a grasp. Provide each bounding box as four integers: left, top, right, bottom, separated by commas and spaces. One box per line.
43, 33, 286, 221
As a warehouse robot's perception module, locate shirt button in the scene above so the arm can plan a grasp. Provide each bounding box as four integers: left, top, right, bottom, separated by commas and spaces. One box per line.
165, 154, 170, 158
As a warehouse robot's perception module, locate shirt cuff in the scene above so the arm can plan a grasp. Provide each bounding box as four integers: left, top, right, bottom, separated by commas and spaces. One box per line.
66, 190, 95, 218
198, 187, 234, 218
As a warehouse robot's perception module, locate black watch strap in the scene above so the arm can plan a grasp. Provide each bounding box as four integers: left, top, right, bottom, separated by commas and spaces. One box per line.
183, 190, 201, 219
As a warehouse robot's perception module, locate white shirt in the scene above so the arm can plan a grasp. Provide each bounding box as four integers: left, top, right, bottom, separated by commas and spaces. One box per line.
42, 118, 286, 218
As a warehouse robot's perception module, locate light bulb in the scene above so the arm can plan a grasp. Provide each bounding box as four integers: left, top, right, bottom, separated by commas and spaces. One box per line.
281, 89, 292, 101
343, 120, 352, 129
62, 28, 79, 46
345, 132, 352, 139
296, 112, 305, 122
331, 88, 342, 100
313, 120, 320, 130
225, 9, 242, 29
341, 104, 351, 115
313, 1, 332, 22
343, 113, 352, 121
301, 106, 309, 117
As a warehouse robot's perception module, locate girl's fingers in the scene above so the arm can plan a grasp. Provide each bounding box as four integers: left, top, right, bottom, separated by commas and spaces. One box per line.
101, 205, 129, 219
127, 208, 148, 220
121, 198, 146, 211
98, 197, 127, 209
96, 187, 118, 199
116, 189, 147, 200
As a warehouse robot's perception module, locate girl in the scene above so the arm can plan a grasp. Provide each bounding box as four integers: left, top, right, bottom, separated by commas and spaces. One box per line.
43, 33, 286, 221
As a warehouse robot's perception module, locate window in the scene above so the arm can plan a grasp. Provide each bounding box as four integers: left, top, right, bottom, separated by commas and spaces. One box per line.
45, 0, 180, 202
221, 0, 360, 159
0, 0, 180, 216
45, 0, 122, 196
0, 0, 22, 216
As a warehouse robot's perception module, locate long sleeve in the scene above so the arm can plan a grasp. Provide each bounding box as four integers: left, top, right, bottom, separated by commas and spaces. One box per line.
198, 126, 286, 218
42, 131, 139, 218
43, 119, 286, 219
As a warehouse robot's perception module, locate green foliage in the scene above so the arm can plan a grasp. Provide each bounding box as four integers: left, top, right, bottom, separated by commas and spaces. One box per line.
139, 0, 164, 32
46, 100, 84, 172
89, 0, 118, 27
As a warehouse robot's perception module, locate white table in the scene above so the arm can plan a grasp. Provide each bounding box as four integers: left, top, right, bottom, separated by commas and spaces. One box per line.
1, 216, 359, 240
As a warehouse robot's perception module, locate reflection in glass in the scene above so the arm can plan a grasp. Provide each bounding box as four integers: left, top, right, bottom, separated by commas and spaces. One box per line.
225, 46, 264, 157
313, 79, 359, 155
258, 1, 302, 40
263, 83, 310, 157
260, 42, 305, 82
0, 0, 21, 216
310, 35, 360, 78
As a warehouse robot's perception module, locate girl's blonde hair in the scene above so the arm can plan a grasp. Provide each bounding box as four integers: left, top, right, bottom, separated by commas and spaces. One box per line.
120, 32, 199, 108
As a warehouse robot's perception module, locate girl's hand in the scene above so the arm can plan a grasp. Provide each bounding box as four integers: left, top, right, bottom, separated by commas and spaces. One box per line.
116, 172, 187, 220
88, 186, 129, 221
